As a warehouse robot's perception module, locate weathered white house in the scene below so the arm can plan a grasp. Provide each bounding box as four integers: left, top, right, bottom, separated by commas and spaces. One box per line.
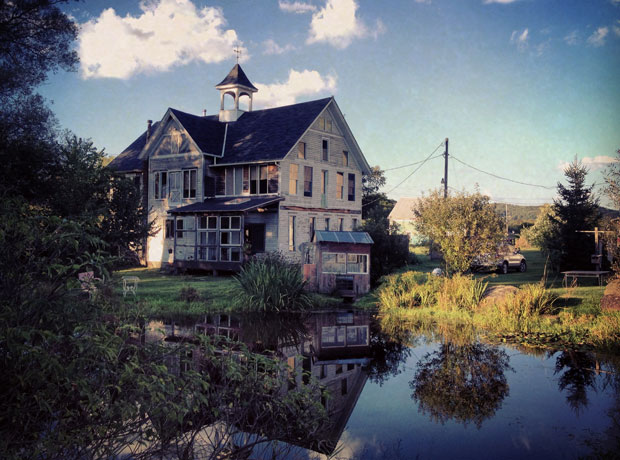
109, 64, 371, 273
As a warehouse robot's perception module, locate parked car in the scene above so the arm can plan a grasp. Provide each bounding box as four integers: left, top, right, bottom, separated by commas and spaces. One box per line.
471, 240, 527, 274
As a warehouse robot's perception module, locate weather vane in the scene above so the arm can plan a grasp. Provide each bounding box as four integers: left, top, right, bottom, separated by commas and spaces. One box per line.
233, 45, 242, 64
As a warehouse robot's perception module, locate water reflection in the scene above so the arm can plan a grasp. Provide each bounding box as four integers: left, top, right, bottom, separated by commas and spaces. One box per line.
143, 311, 619, 459
410, 342, 512, 428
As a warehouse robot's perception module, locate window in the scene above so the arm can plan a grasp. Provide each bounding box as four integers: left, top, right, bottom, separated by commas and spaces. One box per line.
260, 165, 268, 194
225, 168, 234, 196
326, 119, 332, 132
155, 171, 168, 199
243, 166, 250, 194
268, 165, 278, 193
289, 215, 296, 251
250, 166, 258, 194
298, 142, 306, 159
165, 219, 174, 238
322, 253, 368, 274
322, 327, 346, 347
234, 167, 243, 195
321, 170, 328, 195
176, 218, 184, 239
215, 169, 226, 196
348, 173, 355, 201
338, 218, 344, 231
342, 150, 348, 167
352, 218, 358, 229
309, 217, 315, 240
318, 117, 325, 131
183, 169, 197, 199
325, 217, 330, 231
304, 166, 313, 197
322, 139, 329, 161
289, 164, 298, 195
336, 172, 344, 199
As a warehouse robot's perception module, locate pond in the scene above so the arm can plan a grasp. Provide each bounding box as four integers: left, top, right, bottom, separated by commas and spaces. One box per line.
146, 310, 620, 459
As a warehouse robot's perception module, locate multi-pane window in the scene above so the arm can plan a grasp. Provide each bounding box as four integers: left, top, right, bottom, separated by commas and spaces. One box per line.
321, 170, 328, 195
336, 172, 344, 199
183, 169, 197, 198
289, 164, 299, 195
154, 171, 168, 199
325, 217, 330, 231
352, 218, 358, 229
176, 218, 184, 239
322, 139, 329, 161
304, 166, 313, 197
289, 215, 296, 251
196, 216, 242, 262
342, 151, 348, 167
214, 165, 279, 196
322, 253, 368, 274
348, 173, 355, 201
298, 142, 306, 159
338, 218, 344, 231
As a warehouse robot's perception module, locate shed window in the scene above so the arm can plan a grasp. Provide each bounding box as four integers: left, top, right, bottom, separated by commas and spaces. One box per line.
322, 253, 368, 274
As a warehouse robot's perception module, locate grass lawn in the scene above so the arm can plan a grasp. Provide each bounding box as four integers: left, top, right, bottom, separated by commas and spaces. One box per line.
410, 246, 605, 312
112, 267, 343, 316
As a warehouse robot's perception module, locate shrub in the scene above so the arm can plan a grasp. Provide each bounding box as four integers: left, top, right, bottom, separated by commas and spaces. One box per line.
377, 271, 441, 310
234, 253, 311, 312
178, 285, 202, 303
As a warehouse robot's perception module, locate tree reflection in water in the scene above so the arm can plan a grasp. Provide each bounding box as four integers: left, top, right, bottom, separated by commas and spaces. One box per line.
554, 350, 598, 415
411, 342, 512, 428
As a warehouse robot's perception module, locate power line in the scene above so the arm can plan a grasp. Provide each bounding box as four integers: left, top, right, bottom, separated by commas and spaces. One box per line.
383, 154, 443, 171
363, 140, 445, 208
450, 154, 556, 190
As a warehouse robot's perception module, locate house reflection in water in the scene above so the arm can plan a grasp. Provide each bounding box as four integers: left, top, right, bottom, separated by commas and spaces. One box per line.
145, 310, 371, 455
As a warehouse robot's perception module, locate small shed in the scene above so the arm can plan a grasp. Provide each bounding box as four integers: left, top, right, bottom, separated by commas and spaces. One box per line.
304, 231, 373, 297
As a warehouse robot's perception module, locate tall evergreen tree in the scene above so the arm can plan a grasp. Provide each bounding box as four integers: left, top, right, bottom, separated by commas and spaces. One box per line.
552, 159, 600, 271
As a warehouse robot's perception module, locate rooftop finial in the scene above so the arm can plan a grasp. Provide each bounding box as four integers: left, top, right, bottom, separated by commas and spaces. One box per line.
233, 45, 242, 64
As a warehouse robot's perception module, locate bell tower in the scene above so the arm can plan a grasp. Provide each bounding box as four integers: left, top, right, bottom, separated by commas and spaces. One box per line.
215, 63, 258, 122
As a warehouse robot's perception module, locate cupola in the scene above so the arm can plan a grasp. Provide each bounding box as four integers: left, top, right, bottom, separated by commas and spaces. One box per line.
215, 64, 258, 122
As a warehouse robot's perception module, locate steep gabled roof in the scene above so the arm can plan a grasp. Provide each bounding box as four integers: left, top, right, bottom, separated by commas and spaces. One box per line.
215, 64, 257, 91
169, 109, 225, 156
219, 97, 332, 164
108, 121, 159, 172
388, 197, 420, 221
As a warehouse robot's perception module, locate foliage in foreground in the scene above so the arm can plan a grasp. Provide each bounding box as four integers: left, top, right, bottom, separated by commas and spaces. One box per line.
414, 189, 505, 274
0, 201, 328, 459
234, 253, 312, 312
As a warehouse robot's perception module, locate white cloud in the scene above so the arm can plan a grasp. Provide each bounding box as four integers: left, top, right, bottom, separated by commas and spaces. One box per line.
278, 1, 317, 14
78, 0, 242, 79
262, 39, 296, 55
254, 69, 337, 108
510, 28, 529, 51
558, 156, 618, 172
587, 26, 609, 47
307, 0, 384, 49
564, 30, 579, 45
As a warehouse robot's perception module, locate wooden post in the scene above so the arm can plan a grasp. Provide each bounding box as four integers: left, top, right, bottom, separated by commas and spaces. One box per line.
443, 138, 449, 199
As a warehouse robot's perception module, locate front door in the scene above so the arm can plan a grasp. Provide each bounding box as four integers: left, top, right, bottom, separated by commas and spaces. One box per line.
245, 224, 265, 254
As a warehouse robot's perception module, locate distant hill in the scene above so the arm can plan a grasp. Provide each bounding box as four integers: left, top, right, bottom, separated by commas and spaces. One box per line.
493, 203, 619, 232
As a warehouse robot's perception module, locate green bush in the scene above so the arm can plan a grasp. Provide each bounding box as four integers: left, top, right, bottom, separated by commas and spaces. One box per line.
437, 274, 488, 313
234, 253, 311, 312
495, 283, 557, 330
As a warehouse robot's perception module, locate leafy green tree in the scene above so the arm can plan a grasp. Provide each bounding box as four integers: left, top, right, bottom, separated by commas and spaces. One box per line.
414, 190, 504, 274
361, 167, 410, 284
551, 159, 600, 271
603, 149, 620, 275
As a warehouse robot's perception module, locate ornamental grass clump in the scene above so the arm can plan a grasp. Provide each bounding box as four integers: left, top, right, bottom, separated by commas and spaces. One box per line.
496, 283, 557, 331
377, 271, 440, 310
436, 274, 488, 312
234, 253, 311, 312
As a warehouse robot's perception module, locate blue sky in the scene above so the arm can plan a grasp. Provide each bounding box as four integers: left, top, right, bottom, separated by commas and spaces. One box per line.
41, 0, 620, 205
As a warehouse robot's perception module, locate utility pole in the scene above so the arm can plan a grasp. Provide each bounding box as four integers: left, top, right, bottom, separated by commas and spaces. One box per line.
505, 203, 509, 234
443, 138, 449, 198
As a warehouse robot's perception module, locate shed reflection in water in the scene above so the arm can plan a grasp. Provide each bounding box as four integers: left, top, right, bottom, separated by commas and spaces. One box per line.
146, 311, 620, 459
